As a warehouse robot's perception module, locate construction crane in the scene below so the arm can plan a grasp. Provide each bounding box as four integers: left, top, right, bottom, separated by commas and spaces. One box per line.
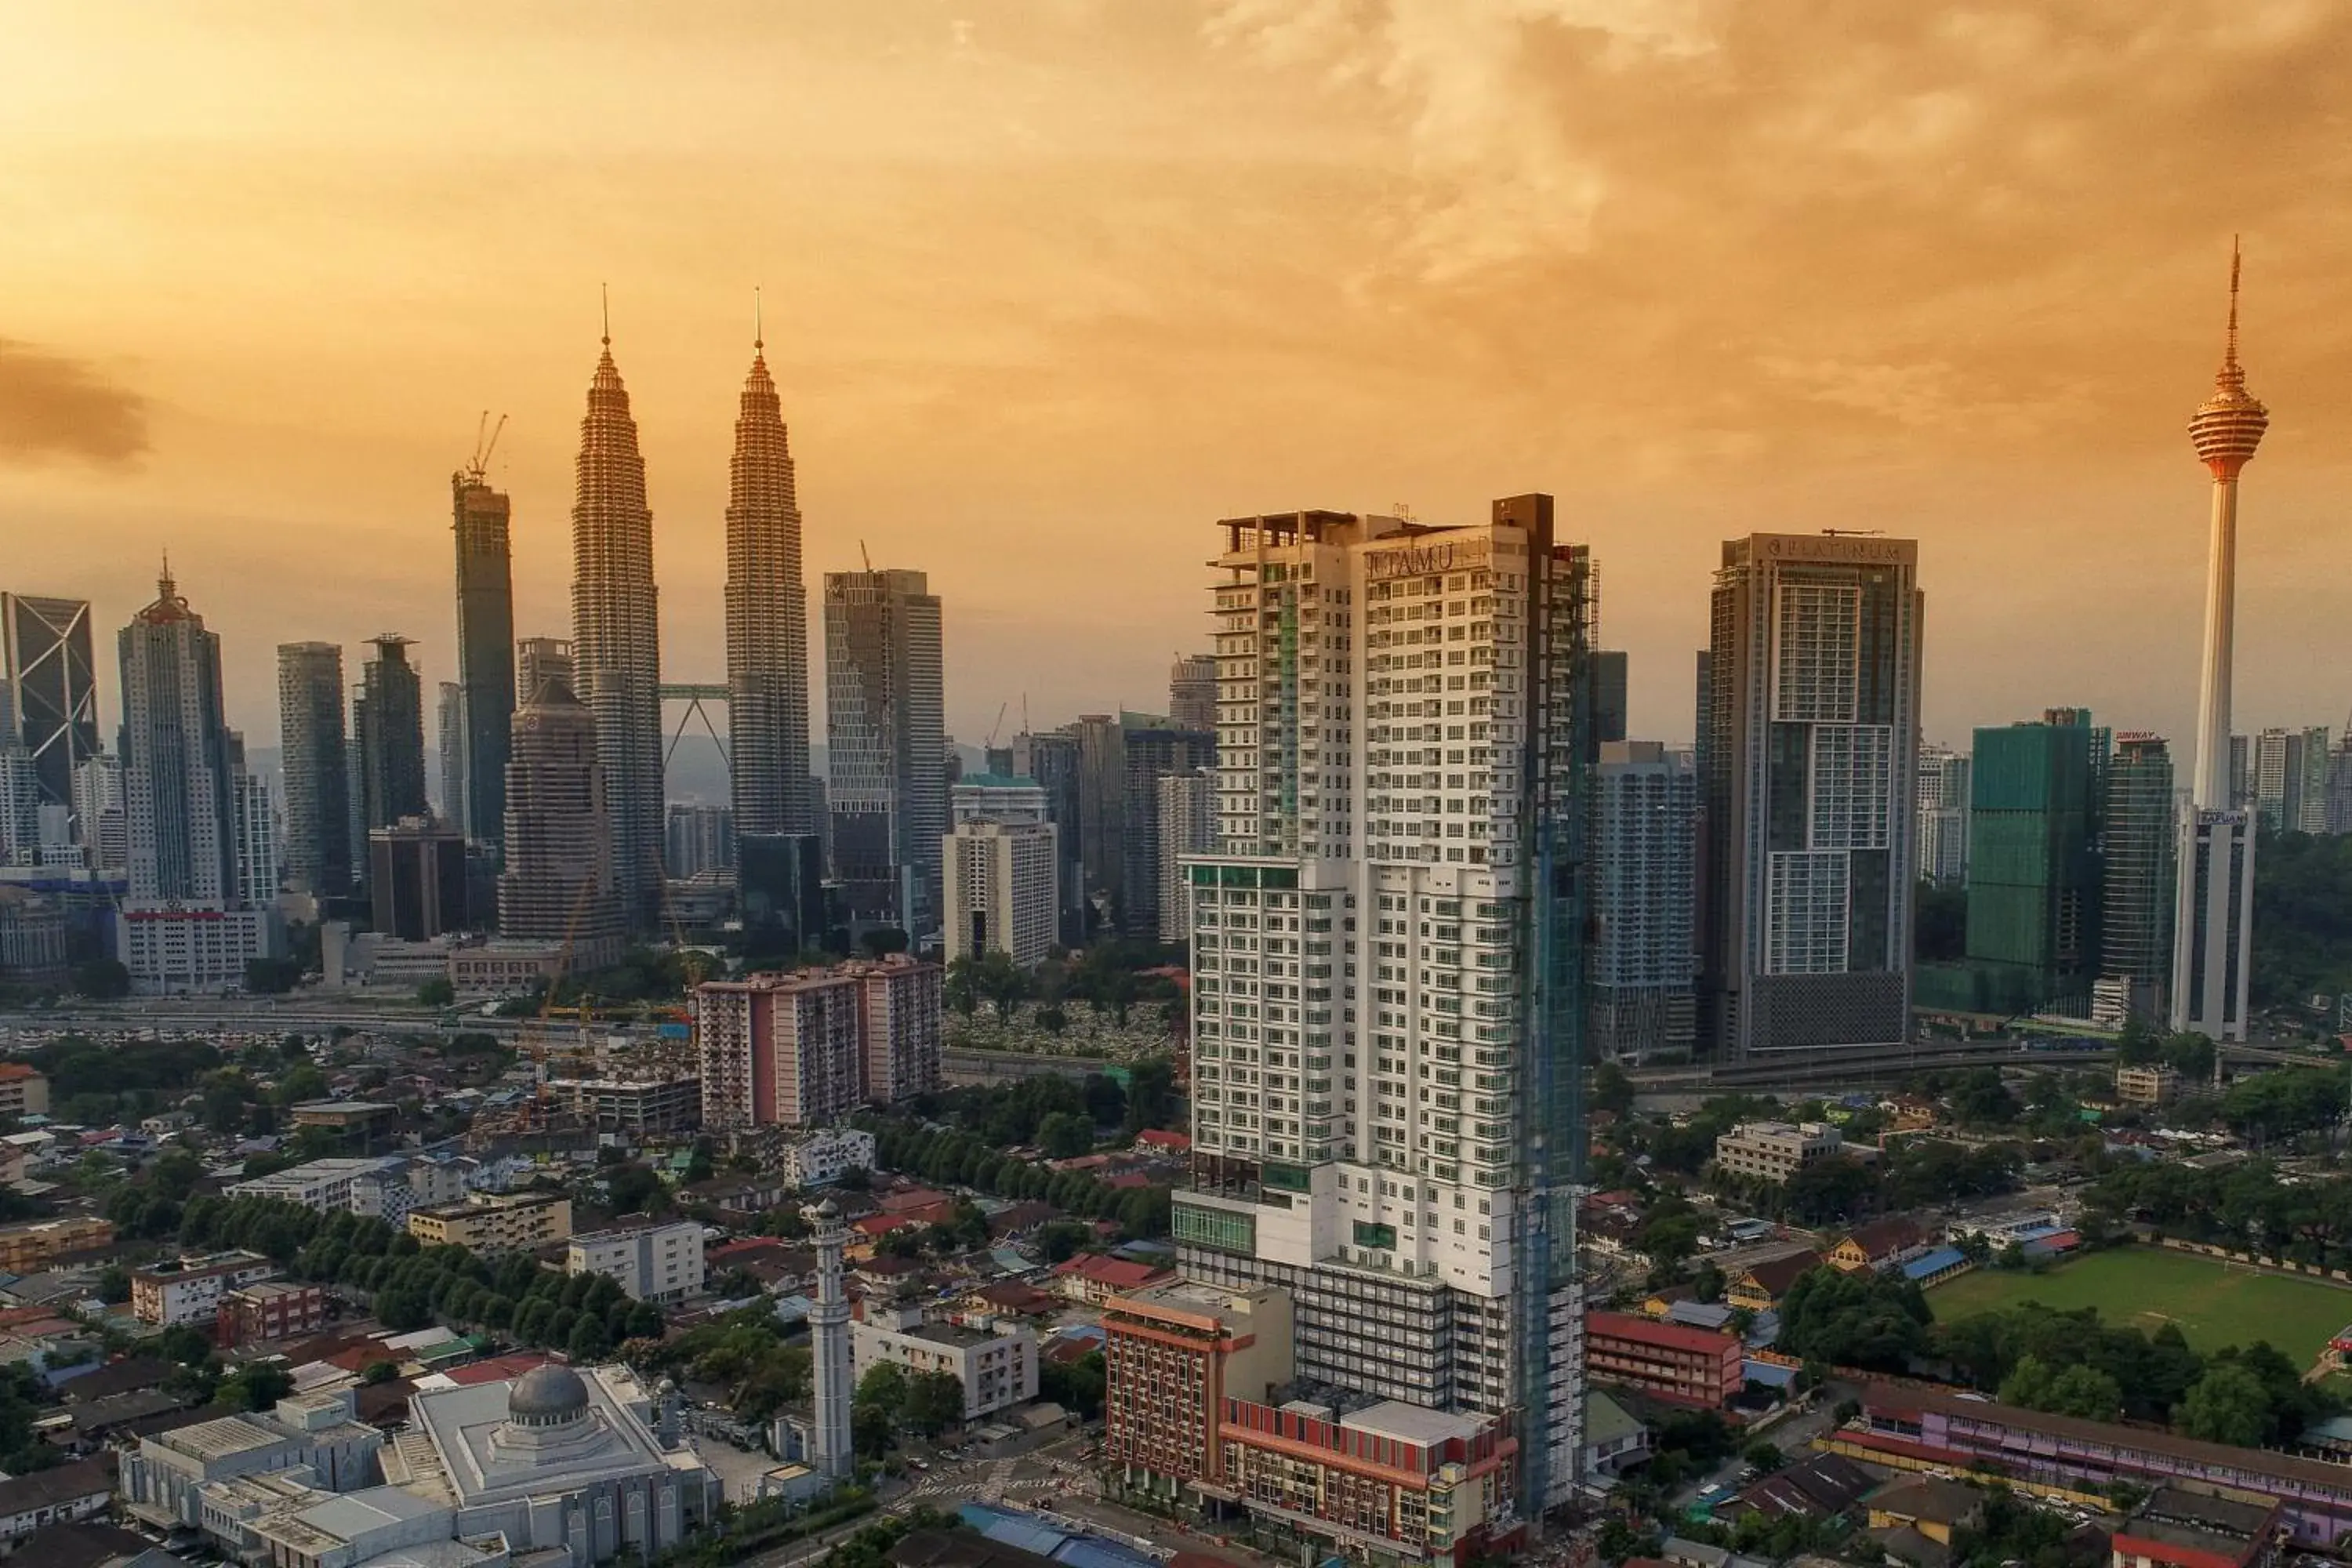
984, 702, 1008, 753
463, 412, 508, 485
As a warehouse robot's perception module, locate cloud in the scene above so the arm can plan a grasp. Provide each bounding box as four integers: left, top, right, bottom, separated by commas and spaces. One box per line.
0, 339, 150, 468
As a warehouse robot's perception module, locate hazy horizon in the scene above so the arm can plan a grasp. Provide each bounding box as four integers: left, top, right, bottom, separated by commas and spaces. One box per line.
9, 2, 2352, 757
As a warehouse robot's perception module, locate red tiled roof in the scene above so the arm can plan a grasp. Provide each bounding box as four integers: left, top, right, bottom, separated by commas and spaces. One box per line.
1135, 1129, 1189, 1149
854, 1213, 920, 1236
1053, 1254, 1171, 1289
441, 1352, 556, 1387
1737, 1250, 1824, 1294
1587, 1309, 1738, 1356
878, 1188, 952, 1214
1105, 1172, 1151, 1189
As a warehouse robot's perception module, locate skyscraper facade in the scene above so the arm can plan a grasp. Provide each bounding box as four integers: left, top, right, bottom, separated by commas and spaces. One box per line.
2173, 252, 2263, 1044
228, 734, 281, 909
942, 818, 1059, 968
823, 568, 945, 936
1173, 498, 1592, 1512
452, 471, 517, 847
1592, 741, 1697, 1058
355, 634, 427, 831
437, 680, 465, 827
1154, 771, 1214, 939
499, 677, 622, 967
725, 336, 814, 840
117, 569, 281, 990
0, 593, 98, 838
571, 332, 664, 931
1958, 713, 2100, 1015
2096, 733, 2176, 1027
0, 681, 42, 866
1915, 744, 1972, 887
1074, 713, 1214, 942
1591, 649, 1629, 746
516, 637, 575, 707
1010, 728, 1085, 942
2250, 725, 2331, 834
74, 753, 125, 877
1699, 533, 1922, 1058
1167, 654, 1217, 731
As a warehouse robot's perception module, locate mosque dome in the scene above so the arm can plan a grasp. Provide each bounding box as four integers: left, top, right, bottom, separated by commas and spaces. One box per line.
509, 1364, 592, 1425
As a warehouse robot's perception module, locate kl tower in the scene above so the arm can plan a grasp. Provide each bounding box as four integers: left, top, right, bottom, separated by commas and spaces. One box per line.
2171, 241, 2267, 1042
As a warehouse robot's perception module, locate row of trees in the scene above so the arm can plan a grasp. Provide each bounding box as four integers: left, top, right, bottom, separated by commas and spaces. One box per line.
1776, 1254, 2339, 1446
859, 1117, 1171, 1239
2089, 1155, 2352, 1268
180, 1196, 666, 1359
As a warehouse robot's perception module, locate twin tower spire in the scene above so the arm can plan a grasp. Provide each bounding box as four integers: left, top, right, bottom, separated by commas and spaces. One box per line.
568, 292, 814, 935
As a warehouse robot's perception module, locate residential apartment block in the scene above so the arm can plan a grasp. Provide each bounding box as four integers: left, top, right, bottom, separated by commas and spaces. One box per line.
849, 1305, 1037, 1422
132, 1250, 278, 1327
568, 1219, 706, 1304
216, 1280, 328, 1346
406, 1190, 572, 1256
695, 956, 942, 1128
1713, 1120, 1842, 1184
1584, 1312, 1744, 1407
1172, 497, 1595, 1510
0, 1215, 112, 1272
0, 1065, 49, 1120
1102, 1282, 1293, 1504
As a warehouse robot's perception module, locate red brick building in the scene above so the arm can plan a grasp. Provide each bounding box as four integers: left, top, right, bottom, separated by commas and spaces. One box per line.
1103, 1281, 1291, 1500
1585, 1310, 1744, 1406
215, 1280, 328, 1346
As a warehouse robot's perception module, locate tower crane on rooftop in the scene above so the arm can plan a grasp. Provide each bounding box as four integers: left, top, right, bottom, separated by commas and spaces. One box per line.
464, 412, 508, 485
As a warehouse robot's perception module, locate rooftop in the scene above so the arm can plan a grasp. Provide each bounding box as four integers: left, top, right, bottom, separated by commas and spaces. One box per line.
1341, 1399, 1485, 1446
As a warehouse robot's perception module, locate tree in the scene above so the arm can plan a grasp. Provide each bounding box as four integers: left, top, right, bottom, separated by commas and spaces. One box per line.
1592, 1062, 1636, 1119
1741, 1439, 1784, 1473
856, 1361, 909, 1426
274, 1062, 329, 1106
1037, 1112, 1092, 1159
96, 1266, 131, 1304
2176, 1363, 2271, 1446
71, 959, 131, 999
417, 977, 457, 1008
1039, 1348, 1105, 1420
861, 928, 910, 959
901, 1370, 965, 1436
220, 1363, 295, 1411
604, 1162, 664, 1215
1036, 1220, 1093, 1265
245, 956, 303, 994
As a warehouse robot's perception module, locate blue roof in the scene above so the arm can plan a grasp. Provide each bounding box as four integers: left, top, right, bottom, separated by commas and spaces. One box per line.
1743, 1359, 1801, 1388
956, 1504, 1157, 1568
1665, 1301, 1735, 1330
1902, 1246, 1968, 1280
2009, 1222, 2065, 1243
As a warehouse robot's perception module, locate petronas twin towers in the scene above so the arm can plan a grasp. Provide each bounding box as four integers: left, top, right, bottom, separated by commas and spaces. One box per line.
568, 313, 812, 932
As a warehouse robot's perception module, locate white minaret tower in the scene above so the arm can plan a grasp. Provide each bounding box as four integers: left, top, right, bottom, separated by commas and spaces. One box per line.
2171, 242, 2267, 1042
805, 1199, 854, 1479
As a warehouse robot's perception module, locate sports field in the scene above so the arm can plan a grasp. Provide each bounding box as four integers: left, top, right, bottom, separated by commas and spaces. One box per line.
1927, 1247, 2352, 1362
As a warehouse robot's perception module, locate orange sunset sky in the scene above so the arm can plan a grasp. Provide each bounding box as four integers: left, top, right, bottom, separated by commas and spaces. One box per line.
5, 2, 2350, 753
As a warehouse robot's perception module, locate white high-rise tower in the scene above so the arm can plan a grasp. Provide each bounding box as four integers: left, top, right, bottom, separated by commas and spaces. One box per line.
804, 1199, 853, 1480
2171, 244, 2266, 1043
1171, 497, 1592, 1513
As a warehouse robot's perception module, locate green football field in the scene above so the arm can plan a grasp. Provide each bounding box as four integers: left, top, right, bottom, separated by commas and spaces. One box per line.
1927, 1247, 2352, 1363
